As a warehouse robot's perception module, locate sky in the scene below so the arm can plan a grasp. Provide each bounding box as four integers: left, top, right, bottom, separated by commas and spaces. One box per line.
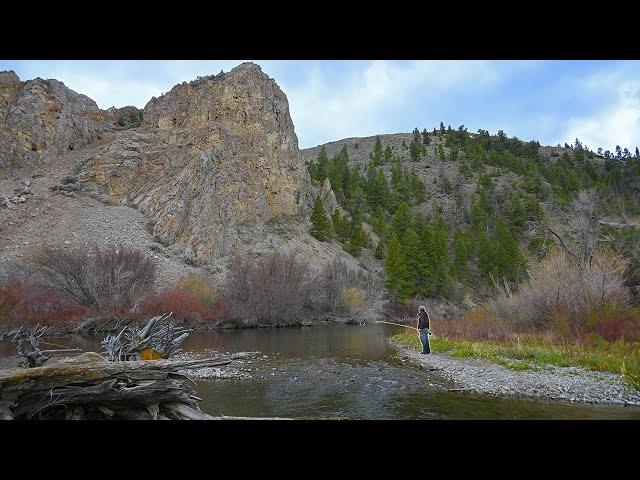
1, 60, 638, 152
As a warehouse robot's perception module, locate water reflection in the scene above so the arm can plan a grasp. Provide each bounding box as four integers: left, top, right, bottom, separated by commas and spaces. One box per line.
2, 324, 639, 419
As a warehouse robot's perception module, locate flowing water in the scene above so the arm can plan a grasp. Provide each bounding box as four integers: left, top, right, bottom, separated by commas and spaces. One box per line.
2, 324, 640, 419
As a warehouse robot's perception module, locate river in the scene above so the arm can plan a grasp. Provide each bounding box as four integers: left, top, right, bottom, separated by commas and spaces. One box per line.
2, 324, 639, 419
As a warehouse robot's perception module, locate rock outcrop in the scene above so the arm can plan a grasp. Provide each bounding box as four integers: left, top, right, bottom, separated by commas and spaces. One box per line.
78, 63, 314, 260
105, 105, 143, 129
0, 71, 106, 172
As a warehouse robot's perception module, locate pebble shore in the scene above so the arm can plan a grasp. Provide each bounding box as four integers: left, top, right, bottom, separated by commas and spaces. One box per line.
393, 341, 640, 407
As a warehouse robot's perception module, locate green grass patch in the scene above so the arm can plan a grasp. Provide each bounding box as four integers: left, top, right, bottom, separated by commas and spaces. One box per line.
391, 331, 640, 390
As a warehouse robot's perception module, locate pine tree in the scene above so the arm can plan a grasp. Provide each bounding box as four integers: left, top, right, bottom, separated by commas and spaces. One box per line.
316, 146, 329, 181
384, 233, 411, 301
410, 128, 422, 162
310, 196, 332, 241
389, 167, 414, 209
452, 230, 472, 279
506, 191, 526, 234
494, 219, 526, 283
307, 162, 319, 181
401, 227, 427, 295
409, 168, 425, 203
384, 145, 393, 164
390, 201, 413, 237
422, 128, 430, 145
371, 205, 387, 235
366, 166, 390, 209
372, 136, 383, 166
346, 221, 367, 257
429, 218, 452, 297
331, 209, 350, 242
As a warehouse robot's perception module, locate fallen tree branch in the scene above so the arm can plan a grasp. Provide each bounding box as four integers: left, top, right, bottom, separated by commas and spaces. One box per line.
0, 351, 255, 420
12, 325, 81, 368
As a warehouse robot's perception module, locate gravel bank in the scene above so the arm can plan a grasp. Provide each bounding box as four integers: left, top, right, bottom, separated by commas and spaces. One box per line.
392, 340, 640, 407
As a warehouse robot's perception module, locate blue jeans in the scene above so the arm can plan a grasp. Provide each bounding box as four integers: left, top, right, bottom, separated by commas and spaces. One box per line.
419, 329, 430, 354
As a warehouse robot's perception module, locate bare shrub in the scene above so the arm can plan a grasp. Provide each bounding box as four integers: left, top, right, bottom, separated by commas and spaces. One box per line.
223, 251, 311, 326
437, 307, 511, 342
310, 259, 385, 320
486, 246, 634, 340
30, 245, 156, 314
582, 249, 630, 311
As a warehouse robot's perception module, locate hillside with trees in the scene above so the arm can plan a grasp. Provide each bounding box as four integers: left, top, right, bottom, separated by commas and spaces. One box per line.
302, 126, 640, 309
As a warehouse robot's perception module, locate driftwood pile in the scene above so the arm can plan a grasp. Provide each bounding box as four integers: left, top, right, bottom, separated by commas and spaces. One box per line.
0, 352, 253, 420
101, 313, 190, 361
0, 314, 254, 420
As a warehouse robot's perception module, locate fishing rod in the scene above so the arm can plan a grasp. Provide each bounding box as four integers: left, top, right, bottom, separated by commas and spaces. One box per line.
372, 320, 434, 336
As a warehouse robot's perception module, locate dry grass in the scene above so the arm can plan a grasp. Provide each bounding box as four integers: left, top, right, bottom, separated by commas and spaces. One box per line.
174, 274, 218, 305
340, 287, 367, 312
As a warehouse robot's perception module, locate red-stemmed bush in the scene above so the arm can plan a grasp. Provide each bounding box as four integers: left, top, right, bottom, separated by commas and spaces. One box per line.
0, 279, 87, 327
140, 289, 212, 323
138, 273, 230, 325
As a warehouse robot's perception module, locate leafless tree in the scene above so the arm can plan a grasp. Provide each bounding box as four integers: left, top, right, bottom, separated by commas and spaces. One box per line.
223, 250, 311, 326
31, 245, 156, 314
543, 189, 615, 267
310, 259, 385, 319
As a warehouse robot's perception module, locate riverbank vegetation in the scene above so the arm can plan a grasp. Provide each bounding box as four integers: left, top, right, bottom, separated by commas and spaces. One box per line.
392, 245, 640, 389
0, 245, 384, 331
393, 331, 639, 390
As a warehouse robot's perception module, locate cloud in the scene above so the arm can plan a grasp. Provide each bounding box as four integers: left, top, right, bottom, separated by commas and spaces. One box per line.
9, 60, 634, 151
284, 60, 532, 148
560, 69, 640, 151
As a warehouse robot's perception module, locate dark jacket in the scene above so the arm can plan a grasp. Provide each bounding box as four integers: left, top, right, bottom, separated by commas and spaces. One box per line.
417, 310, 430, 330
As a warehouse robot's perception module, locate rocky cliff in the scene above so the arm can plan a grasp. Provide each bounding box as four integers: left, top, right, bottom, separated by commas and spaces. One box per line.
77, 63, 314, 260
1, 63, 371, 289
0, 71, 107, 172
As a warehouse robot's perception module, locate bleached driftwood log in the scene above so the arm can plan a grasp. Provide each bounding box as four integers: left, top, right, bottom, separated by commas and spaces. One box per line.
0, 351, 254, 420
101, 313, 191, 361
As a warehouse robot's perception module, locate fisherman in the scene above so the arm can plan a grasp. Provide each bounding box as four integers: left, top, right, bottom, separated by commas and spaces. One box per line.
417, 305, 431, 355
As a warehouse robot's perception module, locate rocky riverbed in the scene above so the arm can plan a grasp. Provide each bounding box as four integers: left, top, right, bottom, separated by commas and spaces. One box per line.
392, 340, 640, 406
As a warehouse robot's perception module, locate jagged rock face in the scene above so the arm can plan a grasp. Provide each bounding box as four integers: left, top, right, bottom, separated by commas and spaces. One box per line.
0, 71, 106, 171
79, 63, 313, 260
105, 105, 143, 128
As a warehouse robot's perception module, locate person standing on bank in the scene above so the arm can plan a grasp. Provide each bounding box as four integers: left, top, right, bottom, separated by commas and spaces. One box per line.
417, 306, 431, 354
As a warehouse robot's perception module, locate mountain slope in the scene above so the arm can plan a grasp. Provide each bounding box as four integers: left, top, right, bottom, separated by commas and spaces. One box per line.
0, 63, 370, 289
302, 127, 640, 302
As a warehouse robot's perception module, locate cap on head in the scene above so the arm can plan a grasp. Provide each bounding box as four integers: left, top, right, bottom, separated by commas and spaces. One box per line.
418, 305, 426, 312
